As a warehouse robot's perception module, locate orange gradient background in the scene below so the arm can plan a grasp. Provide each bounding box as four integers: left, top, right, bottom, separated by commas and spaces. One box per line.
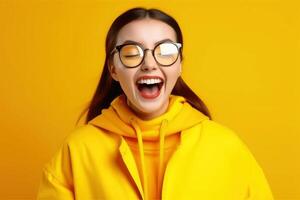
0, 0, 299, 199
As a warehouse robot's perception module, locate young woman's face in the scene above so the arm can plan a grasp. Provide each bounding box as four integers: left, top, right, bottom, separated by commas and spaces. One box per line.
109, 19, 182, 120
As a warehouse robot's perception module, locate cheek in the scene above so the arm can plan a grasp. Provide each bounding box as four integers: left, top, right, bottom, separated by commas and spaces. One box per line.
165, 65, 181, 82
112, 56, 136, 92
113, 55, 122, 67
117, 71, 132, 85
115, 68, 136, 92
113, 57, 128, 82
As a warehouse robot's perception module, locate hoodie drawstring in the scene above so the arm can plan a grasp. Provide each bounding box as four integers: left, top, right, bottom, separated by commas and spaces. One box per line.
130, 118, 149, 200
130, 118, 168, 200
158, 119, 168, 197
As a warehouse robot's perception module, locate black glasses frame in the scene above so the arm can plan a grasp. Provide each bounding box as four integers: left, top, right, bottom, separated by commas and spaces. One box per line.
111, 42, 182, 68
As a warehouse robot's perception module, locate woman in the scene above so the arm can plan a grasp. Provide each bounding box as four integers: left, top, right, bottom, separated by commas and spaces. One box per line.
37, 7, 274, 200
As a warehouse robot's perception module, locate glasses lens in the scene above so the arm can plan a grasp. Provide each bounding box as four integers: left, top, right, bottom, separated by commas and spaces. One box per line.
154, 43, 179, 66
119, 45, 143, 67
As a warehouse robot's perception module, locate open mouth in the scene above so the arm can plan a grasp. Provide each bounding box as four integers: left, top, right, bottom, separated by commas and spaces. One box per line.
136, 78, 164, 99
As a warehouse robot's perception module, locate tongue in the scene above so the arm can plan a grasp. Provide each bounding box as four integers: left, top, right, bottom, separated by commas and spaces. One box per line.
139, 84, 160, 98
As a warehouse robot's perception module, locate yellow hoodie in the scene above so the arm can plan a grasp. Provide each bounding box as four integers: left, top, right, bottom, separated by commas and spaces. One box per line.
37, 94, 274, 200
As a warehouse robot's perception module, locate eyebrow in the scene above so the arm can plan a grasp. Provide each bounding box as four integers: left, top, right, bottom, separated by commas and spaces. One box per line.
120, 38, 175, 46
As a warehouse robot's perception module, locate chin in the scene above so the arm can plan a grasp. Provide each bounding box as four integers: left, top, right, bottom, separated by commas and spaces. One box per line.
138, 100, 166, 116
126, 89, 169, 116
140, 106, 161, 115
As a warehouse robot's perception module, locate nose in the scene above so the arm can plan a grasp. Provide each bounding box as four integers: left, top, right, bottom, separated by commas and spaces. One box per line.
140, 50, 157, 71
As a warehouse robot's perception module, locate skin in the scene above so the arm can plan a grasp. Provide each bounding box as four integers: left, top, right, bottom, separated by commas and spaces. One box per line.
109, 18, 182, 120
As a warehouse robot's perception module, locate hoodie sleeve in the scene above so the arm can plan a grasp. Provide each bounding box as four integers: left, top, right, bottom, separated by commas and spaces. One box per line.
37, 141, 75, 200
37, 167, 74, 200
244, 145, 274, 200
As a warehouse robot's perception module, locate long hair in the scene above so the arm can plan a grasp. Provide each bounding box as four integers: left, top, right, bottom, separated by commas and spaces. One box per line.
77, 7, 212, 125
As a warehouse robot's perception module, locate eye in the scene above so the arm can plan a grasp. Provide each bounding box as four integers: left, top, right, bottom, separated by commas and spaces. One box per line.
123, 54, 140, 58
120, 44, 143, 58
155, 43, 178, 57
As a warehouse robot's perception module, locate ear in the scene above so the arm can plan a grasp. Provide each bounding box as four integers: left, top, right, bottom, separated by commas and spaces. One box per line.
108, 60, 119, 82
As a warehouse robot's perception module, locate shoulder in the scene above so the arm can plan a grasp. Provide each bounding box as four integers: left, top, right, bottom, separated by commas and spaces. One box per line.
63, 124, 102, 142
44, 124, 120, 169
201, 119, 241, 142
63, 124, 119, 146
199, 120, 252, 157
52, 124, 121, 157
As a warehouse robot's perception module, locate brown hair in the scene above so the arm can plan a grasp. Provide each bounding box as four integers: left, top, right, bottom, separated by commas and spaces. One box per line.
77, 7, 212, 125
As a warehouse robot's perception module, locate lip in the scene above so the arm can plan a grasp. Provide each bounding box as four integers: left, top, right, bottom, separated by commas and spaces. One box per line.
135, 75, 165, 99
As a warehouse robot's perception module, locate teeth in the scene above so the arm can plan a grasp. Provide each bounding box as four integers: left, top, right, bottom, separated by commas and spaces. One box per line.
137, 78, 162, 85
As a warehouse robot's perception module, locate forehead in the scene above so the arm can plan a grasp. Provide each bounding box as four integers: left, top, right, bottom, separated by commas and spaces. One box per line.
116, 19, 177, 46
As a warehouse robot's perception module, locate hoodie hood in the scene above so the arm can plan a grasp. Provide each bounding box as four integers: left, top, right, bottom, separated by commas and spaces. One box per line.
88, 94, 208, 140
88, 94, 209, 199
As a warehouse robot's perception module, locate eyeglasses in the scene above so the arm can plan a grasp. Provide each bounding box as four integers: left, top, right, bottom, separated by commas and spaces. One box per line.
111, 42, 182, 68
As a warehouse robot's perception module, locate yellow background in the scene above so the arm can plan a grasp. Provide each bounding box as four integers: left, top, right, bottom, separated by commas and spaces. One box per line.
0, 0, 299, 199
